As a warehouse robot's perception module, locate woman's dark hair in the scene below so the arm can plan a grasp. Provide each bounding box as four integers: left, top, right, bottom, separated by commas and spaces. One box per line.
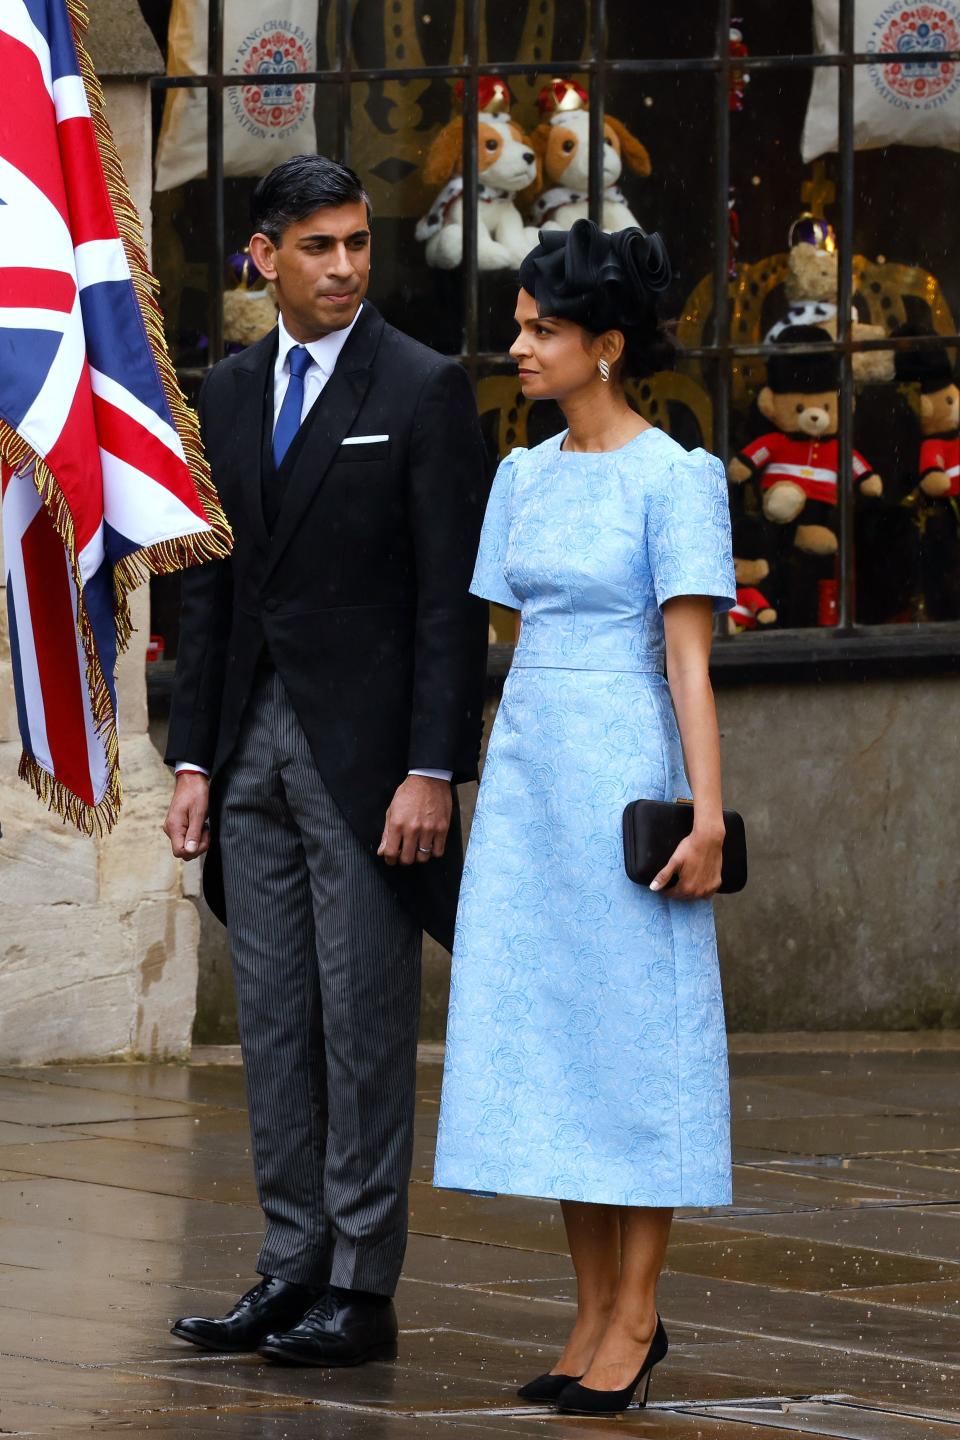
251, 155, 373, 244
518, 219, 673, 380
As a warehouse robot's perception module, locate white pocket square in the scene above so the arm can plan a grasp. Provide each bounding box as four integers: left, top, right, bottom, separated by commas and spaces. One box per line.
341, 434, 389, 445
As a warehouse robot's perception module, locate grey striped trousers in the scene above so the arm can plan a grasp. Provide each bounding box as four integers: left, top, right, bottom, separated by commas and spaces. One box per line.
219, 671, 422, 1295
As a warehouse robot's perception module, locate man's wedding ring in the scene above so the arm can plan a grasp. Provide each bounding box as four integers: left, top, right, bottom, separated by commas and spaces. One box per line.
417, 845, 432, 854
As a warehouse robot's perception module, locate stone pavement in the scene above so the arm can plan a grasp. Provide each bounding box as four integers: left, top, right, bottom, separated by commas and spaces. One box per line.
0, 1035, 959, 1437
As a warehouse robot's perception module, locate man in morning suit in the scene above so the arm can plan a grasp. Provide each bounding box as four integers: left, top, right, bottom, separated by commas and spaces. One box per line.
162, 155, 489, 1366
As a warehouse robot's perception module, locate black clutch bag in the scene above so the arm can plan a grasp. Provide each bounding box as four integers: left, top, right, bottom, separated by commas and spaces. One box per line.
622, 799, 748, 894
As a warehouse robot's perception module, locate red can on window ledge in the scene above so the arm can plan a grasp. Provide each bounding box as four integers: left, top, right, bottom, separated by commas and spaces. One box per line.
146, 634, 166, 663
817, 579, 838, 628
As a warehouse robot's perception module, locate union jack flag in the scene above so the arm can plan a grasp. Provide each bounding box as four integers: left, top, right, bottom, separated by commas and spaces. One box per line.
0, 0, 230, 831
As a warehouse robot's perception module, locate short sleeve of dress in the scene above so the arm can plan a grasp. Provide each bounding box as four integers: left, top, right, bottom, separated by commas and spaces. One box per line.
469, 450, 524, 609
646, 449, 736, 613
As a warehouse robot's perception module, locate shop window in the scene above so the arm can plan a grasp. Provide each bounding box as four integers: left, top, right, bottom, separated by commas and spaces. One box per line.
148, 0, 960, 668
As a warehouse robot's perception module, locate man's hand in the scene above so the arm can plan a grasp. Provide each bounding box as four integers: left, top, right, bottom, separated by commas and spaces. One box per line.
163, 772, 211, 860
378, 775, 452, 866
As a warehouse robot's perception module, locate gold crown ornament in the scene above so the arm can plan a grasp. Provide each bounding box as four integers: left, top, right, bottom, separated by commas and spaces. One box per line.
537, 77, 590, 117
788, 212, 837, 255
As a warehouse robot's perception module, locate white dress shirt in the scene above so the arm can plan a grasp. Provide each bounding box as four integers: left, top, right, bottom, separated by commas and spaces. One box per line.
272, 306, 362, 429
175, 307, 451, 784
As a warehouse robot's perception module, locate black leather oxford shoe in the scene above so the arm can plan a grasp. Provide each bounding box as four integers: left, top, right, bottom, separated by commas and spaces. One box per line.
171, 1277, 319, 1353
258, 1288, 398, 1366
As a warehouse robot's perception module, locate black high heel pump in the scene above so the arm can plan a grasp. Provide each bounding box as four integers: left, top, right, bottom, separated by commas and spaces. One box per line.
517, 1370, 583, 1401
556, 1315, 668, 1415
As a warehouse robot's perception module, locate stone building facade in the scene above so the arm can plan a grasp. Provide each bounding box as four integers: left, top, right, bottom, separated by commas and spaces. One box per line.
0, 2, 199, 1065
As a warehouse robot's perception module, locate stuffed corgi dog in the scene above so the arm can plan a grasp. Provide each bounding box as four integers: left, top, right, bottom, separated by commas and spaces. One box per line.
416, 78, 541, 270
528, 78, 651, 233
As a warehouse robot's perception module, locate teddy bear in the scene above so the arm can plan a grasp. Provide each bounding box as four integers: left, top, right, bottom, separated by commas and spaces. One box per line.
527, 78, 651, 233
729, 325, 883, 561
729, 583, 778, 632
894, 327, 960, 499
765, 215, 892, 385
728, 515, 778, 632
893, 326, 960, 620
415, 77, 541, 271
222, 248, 278, 353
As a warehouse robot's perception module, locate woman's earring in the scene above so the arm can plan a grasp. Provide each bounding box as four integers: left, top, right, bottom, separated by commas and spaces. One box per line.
598, 358, 611, 383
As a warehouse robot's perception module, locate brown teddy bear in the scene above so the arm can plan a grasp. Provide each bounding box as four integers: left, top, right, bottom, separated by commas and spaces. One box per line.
527, 78, 651, 232
728, 515, 778, 632
223, 250, 278, 352
729, 584, 777, 632
894, 328, 960, 499
729, 325, 883, 558
894, 327, 960, 620
415, 77, 541, 271
765, 216, 892, 385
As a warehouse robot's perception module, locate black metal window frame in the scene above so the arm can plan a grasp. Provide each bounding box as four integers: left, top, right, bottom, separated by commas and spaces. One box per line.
150, 0, 960, 679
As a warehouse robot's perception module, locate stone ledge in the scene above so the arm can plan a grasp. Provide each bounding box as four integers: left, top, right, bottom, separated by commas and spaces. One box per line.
174, 1032, 960, 1069
727, 1029, 960, 1053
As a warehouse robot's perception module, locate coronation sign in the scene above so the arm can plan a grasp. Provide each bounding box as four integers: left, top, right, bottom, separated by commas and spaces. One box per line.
155, 2, 318, 191
803, 2, 960, 160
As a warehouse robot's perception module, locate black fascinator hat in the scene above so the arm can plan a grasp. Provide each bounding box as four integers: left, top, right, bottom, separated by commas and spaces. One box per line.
519, 219, 672, 378
519, 219, 671, 334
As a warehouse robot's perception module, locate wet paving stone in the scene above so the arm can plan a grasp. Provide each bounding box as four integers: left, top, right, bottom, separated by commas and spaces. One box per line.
663, 1232, 960, 1291
738, 1156, 960, 1203
729, 1079, 909, 1122
834, 1278, 960, 1317
72, 1106, 256, 1155
0, 1135, 259, 1204
717, 1203, 960, 1263
735, 1111, 960, 1158
0, 1042, 958, 1436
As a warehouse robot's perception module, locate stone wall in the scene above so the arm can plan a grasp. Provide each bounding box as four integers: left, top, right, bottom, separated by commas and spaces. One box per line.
714, 675, 960, 1031
417, 672, 960, 1039
184, 669, 960, 1041
0, 47, 200, 1063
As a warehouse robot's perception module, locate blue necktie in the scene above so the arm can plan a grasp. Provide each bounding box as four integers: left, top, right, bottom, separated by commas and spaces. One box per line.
272, 345, 315, 469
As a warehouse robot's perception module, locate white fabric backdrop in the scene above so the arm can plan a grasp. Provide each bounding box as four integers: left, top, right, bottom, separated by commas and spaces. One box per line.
803, 0, 960, 161
155, 1, 319, 192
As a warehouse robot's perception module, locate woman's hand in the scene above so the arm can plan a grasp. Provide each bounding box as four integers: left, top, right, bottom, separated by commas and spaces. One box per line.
650, 824, 725, 899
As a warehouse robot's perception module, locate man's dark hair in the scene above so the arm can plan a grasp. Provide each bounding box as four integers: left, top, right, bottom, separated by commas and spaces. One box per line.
251, 155, 373, 244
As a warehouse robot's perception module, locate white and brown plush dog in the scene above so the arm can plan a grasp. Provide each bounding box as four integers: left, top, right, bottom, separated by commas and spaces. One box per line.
528, 78, 651, 232
416, 78, 541, 270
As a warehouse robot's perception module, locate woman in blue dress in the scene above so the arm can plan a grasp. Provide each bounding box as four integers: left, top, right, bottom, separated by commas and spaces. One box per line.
433, 221, 737, 1415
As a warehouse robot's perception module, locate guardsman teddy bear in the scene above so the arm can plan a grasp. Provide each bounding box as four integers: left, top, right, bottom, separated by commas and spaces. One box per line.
765, 215, 892, 385
894, 328, 960, 499
729, 584, 777, 632
527, 78, 651, 233
728, 515, 778, 632
894, 327, 960, 620
729, 325, 883, 559
415, 77, 541, 271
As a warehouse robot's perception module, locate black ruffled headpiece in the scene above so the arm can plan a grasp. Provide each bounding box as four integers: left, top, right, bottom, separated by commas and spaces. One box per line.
518, 219, 671, 335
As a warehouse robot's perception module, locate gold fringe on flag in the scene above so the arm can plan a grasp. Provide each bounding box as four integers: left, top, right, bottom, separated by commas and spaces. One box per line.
66, 0, 232, 639
18, 751, 121, 839
0, 421, 125, 833
0, 2, 232, 834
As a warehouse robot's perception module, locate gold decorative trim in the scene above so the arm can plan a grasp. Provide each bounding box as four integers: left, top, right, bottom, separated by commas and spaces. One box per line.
0, 3, 232, 833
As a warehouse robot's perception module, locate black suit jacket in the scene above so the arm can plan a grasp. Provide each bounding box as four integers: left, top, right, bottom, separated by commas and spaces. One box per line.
165, 304, 490, 949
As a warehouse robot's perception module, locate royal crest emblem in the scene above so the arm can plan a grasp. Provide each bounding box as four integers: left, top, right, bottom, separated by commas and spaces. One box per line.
228, 22, 313, 139
867, 3, 960, 107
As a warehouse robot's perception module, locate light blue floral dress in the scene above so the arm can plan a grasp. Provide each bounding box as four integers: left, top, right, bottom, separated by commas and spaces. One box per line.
434, 426, 737, 1208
